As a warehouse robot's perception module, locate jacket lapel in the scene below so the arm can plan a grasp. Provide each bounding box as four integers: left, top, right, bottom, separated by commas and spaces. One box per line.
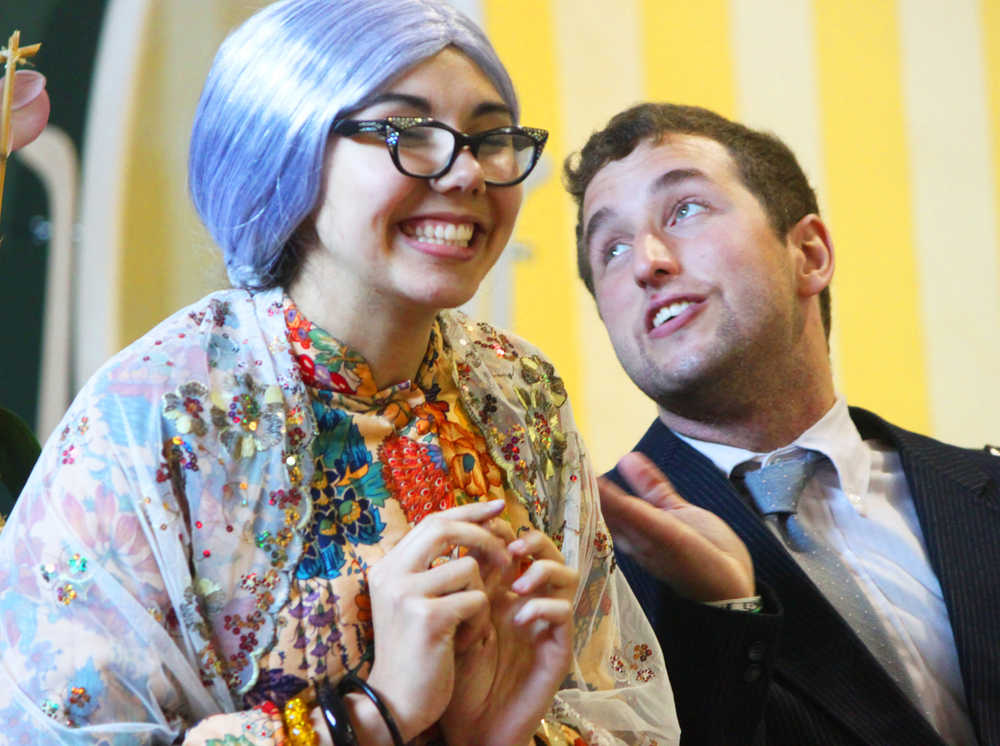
635, 418, 942, 744
852, 407, 1000, 743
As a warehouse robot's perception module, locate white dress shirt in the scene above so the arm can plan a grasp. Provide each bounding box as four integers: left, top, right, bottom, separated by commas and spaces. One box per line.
677, 397, 977, 745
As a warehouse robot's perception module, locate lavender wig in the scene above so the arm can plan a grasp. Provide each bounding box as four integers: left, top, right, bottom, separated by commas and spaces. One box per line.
189, 0, 518, 289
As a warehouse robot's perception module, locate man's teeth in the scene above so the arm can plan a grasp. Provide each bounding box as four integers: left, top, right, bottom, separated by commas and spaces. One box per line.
411, 222, 474, 246
653, 301, 694, 328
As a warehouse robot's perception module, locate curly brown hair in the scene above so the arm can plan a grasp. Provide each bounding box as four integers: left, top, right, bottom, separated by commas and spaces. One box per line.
563, 102, 830, 338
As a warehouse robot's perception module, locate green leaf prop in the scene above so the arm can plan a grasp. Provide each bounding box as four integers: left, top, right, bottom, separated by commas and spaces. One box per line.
0, 405, 41, 504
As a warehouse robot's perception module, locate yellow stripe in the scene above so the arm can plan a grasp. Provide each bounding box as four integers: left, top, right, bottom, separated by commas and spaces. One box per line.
813, 0, 931, 434
120, 3, 173, 346
120, 1, 236, 348
482, 0, 585, 428
986, 0, 1000, 294
551, 0, 655, 469
641, 0, 736, 116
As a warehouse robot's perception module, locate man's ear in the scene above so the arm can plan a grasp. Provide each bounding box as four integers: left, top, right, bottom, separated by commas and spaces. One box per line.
787, 213, 834, 299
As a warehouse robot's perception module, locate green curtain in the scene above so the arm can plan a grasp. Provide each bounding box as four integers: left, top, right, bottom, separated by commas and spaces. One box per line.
0, 0, 107, 514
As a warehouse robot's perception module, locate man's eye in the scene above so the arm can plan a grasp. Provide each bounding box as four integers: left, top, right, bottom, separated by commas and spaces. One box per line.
669, 201, 706, 225
606, 242, 631, 260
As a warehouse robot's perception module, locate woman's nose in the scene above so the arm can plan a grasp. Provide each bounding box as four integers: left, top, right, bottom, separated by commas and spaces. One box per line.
431, 147, 486, 194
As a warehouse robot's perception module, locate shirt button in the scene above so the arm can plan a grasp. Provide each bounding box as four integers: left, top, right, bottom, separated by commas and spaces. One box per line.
747, 641, 767, 662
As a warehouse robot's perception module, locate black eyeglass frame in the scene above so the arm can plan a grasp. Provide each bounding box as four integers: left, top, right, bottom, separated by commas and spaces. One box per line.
331, 116, 549, 186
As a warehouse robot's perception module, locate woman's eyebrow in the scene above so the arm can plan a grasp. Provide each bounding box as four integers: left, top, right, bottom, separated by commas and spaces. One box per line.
470, 101, 514, 120
354, 95, 512, 122
358, 92, 432, 113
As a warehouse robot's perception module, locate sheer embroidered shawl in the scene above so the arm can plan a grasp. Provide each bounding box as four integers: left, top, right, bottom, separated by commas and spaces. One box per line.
0, 287, 679, 745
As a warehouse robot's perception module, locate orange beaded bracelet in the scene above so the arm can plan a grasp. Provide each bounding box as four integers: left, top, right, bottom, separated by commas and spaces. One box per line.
283, 695, 319, 746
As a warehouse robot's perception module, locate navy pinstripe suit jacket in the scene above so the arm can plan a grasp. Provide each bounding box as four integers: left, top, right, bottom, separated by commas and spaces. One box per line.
610, 407, 1000, 745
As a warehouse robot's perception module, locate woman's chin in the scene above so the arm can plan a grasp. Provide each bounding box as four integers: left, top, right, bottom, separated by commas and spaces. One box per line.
408, 278, 484, 313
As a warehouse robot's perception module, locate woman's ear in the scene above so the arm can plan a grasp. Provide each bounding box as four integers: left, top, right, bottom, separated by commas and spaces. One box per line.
787, 213, 834, 299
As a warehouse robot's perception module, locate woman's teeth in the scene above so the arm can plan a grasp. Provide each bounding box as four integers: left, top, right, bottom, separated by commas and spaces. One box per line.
410, 222, 474, 247
653, 301, 694, 328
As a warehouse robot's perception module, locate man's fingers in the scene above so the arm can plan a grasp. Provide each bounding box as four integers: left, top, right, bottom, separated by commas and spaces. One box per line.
598, 480, 686, 557
615, 451, 689, 509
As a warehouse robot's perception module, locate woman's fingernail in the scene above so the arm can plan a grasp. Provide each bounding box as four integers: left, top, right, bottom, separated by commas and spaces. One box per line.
508, 539, 525, 552
11, 70, 46, 110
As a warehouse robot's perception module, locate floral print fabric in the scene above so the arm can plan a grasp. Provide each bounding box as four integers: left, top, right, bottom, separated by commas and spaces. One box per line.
0, 288, 679, 745
255, 298, 522, 701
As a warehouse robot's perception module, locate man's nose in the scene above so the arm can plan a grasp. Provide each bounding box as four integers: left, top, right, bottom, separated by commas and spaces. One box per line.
632, 231, 680, 286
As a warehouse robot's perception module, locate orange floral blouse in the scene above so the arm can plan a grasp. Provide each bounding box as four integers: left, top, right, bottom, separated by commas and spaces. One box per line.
254, 298, 539, 703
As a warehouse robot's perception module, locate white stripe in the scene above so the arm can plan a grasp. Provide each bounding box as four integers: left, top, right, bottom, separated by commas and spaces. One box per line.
899, 0, 1000, 447
16, 127, 78, 441
730, 0, 827, 208
728, 0, 843, 377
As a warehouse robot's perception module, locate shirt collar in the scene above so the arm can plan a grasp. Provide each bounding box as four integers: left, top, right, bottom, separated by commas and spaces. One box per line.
282, 294, 446, 400
674, 396, 871, 513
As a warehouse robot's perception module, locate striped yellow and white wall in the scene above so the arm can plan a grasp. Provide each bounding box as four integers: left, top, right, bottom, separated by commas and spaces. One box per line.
87, 0, 1000, 472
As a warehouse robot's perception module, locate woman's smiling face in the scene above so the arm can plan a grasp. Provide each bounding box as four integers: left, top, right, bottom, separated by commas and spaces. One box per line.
306, 47, 523, 316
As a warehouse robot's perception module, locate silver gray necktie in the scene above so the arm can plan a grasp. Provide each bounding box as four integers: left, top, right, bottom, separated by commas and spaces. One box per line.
739, 451, 916, 701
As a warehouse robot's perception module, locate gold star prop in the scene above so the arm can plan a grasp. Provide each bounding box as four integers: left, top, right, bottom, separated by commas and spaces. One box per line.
0, 30, 42, 222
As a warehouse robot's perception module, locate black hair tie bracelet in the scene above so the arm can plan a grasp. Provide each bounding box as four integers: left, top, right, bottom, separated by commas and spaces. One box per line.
337, 671, 405, 746
314, 676, 358, 746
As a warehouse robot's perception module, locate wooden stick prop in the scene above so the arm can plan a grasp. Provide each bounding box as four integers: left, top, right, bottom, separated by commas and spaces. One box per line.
0, 30, 42, 223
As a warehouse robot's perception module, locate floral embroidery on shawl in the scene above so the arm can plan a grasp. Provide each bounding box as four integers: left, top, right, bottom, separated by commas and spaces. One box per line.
0, 287, 678, 744
149, 291, 318, 697
209, 375, 285, 460
449, 321, 575, 531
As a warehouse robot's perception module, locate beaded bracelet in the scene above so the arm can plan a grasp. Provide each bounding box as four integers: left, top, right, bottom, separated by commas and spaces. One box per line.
337, 672, 404, 746
704, 595, 763, 613
314, 677, 358, 746
283, 695, 319, 746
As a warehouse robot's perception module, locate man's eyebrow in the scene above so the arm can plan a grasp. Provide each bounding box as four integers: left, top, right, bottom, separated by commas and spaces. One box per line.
584, 168, 709, 248
649, 167, 708, 195
583, 206, 615, 251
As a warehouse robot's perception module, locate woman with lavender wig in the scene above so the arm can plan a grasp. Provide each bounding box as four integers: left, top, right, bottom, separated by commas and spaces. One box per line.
0, 1, 679, 744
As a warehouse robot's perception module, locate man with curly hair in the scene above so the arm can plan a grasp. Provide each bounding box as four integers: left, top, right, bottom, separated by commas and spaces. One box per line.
565, 102, 999, 745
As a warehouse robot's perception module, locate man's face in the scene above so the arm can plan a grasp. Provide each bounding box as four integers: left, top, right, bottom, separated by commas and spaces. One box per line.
581, 134, 804, 408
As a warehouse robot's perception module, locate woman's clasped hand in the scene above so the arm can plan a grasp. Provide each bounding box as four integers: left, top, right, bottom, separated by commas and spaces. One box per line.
441, 524, 579, 746
361, 500, 578, 746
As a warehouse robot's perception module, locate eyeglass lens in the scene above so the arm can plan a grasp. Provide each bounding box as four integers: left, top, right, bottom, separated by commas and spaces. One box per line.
395, 125, 536, 183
